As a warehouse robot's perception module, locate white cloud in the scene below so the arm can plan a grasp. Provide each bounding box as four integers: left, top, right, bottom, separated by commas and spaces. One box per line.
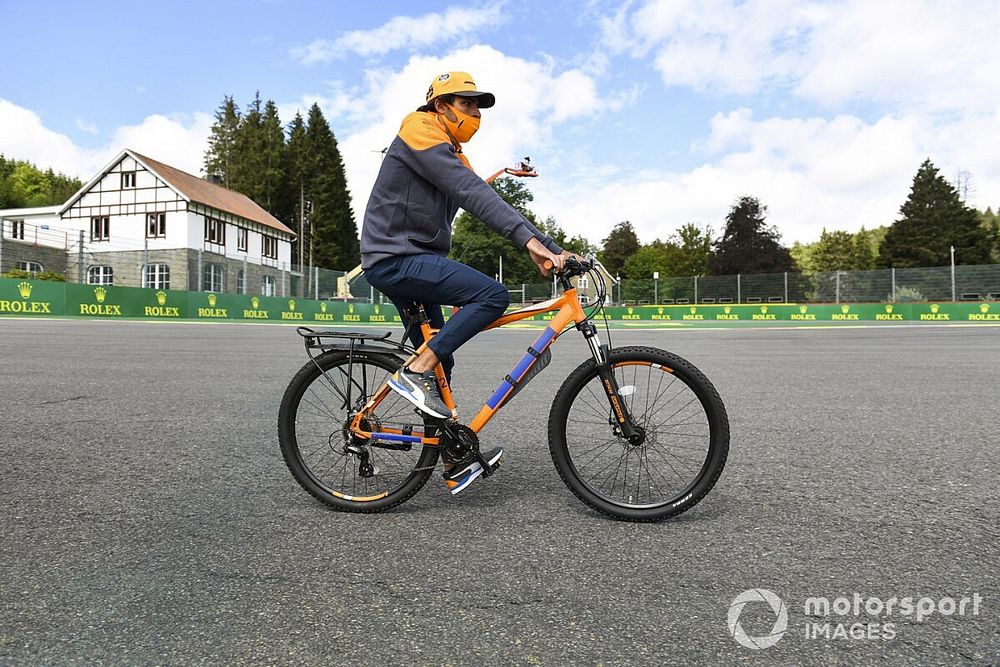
533, 107, 1000, 245
292, 4, 506, 63
605, 0, 1000, 111
110, 113, 214, 175
75, 118, 99, 135
0, 99, 211, 179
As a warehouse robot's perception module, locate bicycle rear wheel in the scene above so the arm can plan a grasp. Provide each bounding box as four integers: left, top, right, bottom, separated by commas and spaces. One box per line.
278, 350, 439, 512
548, 346, 729, 522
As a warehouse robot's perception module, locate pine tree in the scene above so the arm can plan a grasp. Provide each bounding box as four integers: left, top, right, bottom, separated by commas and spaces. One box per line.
204, 96, 241, 186
304, 103, 358, 269
599, 221, 641, 278
260, 100, 286, 212
878, 159, 991, 268
231, 92, 266, 204
282, 113, 309, 265
708, 196, 794, 275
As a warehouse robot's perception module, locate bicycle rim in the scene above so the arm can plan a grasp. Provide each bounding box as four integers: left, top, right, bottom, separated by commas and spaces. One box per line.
560, 353, 722, 512
283, 353, 435, 505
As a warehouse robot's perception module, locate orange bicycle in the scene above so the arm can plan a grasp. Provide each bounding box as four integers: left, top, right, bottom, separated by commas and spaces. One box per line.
278, 258, 729, 521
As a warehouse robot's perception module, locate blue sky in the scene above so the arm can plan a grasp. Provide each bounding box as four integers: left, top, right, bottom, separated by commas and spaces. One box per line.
2, 0, 999, 247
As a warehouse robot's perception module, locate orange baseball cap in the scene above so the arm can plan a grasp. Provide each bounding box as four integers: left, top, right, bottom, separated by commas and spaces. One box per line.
425, 71, 495, 108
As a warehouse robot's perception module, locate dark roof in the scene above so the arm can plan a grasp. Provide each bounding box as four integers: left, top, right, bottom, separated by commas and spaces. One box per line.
131, 151, 294, 236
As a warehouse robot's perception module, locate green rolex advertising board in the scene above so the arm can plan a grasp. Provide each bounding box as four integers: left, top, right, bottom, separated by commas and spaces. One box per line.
2, 278, 998, 324
0, 278, 66, 316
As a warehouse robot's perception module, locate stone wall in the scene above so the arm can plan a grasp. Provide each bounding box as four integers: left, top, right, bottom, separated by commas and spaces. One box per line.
0, 238, 69, 276
2, 239, 300, 295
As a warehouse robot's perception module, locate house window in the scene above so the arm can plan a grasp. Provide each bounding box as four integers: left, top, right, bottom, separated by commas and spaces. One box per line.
90, 216, 110, 242
578, 276, 589, 290
146, 212, 166, 238
204, 217, 226, 245
261, 275, 275, 297
7, 220, 25, 240
16, 261, 42, 276
121, 171, 136, 188
236, 270, 246, 295
88, 266, 114, 285
236, 227, 248, 252
203, 263, 224, 292
142, 264, 170, 289
262, 235, 277, 259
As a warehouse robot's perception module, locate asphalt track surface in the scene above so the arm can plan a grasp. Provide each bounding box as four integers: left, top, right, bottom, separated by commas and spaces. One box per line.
1, 319, 998, 666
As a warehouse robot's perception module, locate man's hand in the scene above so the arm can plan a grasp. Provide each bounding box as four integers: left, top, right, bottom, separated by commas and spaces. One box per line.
526, 238, 566, 276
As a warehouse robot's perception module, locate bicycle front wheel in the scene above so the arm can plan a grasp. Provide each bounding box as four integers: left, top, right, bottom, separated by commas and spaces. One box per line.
548, 346, 729, 522
278, 350, 439, 512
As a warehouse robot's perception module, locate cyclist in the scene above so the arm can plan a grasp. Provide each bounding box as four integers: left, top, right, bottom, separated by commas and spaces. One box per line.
361, 71, 571, 493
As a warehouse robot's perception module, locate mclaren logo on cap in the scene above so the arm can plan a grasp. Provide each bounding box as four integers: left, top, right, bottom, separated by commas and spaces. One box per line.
438, 73, 450, 81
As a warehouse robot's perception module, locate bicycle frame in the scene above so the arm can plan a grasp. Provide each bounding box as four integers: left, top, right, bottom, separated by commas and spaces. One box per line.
348, 285, 602, 446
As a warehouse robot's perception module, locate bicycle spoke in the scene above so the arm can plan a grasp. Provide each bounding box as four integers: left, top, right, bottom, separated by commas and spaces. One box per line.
562, 360, 717, 509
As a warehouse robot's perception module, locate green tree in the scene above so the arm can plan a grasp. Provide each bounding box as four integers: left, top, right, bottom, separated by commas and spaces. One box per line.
878, 159, 991, 268
811, 229, 856, 271
623, 242, 671, 281
538, 216, 594, 256
282, 112, 309, 263
708, 196, 794, 275
0, 155, 82, 208
259, 100, 286, 212
231, 92, 266, 204
450, 177, 542, 284
203, 96, 240, 186
305, 103, 358, 269
978, 207, 999, 262
670, 223, 713, 276
598, 221, 640, 278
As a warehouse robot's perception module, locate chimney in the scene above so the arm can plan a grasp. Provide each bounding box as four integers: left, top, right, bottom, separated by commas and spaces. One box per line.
205, 173, 224, 185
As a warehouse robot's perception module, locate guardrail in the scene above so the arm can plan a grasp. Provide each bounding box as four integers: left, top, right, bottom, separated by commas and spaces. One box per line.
2, 279, 998, 323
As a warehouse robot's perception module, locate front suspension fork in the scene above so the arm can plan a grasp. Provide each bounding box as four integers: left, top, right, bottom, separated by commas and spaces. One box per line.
579, 321, 639, 441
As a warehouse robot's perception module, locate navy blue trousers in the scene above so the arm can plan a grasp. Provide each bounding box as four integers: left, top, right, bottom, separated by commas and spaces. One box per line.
364, 254, 510, 382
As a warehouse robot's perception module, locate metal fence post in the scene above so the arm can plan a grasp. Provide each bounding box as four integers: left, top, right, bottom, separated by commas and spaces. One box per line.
835, 271, 841, 303
891, 268, 896, 301
314, 266, 319, 300
737, 274, 741, 303
0, 220, 4, 273
950, 245, 956, 302
784, 272, 788, 303
197, 249, 203, 291
243, 255, 248, 295
78, 230, 84, 284
694, 275, 698, 303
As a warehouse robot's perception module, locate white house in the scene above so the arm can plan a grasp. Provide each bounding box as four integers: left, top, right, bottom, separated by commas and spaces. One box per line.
1, 149, 296, 294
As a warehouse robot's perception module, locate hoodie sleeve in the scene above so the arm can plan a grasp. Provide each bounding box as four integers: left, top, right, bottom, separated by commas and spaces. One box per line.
396, 113, 563, 253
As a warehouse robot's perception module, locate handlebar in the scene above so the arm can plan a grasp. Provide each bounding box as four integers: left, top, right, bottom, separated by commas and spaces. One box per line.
542, 256, 594, 279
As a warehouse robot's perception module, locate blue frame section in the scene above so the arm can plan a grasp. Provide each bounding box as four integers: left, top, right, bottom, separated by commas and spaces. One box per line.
485, 327, 557, 409
369, 432, 424, 444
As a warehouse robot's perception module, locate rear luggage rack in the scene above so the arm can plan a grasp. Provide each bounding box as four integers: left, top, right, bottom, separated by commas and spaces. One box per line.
296, 327, 415, 355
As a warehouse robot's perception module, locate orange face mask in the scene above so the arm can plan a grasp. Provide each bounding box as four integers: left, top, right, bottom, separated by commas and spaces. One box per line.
440, 103, 480, 143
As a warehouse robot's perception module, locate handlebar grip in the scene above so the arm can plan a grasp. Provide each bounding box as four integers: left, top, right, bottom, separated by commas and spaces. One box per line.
543, 259, 554, 271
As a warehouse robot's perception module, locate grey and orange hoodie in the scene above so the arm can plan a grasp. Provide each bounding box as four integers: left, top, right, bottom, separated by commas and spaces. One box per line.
360, 111, 562, 270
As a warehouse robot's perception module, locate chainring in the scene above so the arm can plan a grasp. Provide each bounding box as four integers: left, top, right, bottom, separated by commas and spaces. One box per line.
439, 422, 479, 461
